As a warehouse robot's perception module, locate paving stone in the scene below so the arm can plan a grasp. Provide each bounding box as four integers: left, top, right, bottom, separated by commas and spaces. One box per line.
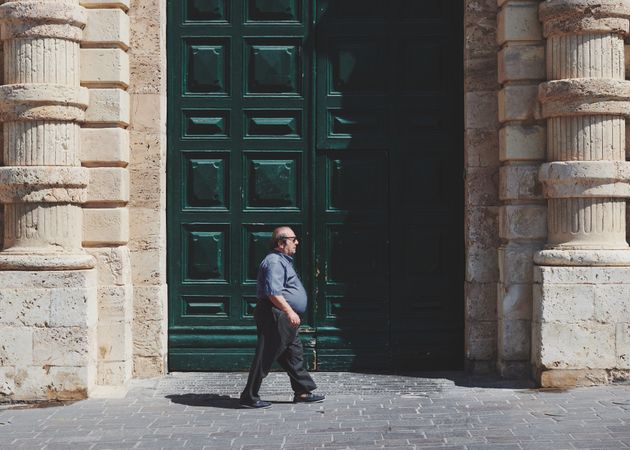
0, 372, 628, 449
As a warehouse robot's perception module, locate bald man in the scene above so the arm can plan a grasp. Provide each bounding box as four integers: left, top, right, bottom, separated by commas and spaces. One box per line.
239, 226, 324, 408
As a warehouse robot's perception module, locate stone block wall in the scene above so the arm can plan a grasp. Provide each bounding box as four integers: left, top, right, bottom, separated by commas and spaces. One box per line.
496, 0, 546, 378
464, 0, 501, 373
128, 0, 168, 378
80, 0, 134, 390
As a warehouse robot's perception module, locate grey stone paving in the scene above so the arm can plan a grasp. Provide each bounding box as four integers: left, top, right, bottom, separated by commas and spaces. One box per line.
1, 372, 630, 449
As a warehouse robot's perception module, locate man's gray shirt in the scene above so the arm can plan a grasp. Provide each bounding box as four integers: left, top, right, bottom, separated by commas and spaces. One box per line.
257, 252, 307, 314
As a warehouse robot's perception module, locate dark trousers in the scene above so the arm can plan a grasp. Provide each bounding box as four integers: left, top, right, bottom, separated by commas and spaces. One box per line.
240, 302, 317, 402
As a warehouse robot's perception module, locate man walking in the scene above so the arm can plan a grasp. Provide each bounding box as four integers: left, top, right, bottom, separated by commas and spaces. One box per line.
239, 226, 325, 408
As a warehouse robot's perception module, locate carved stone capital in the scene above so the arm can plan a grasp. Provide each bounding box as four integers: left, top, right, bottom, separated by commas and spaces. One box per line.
539, 79, 630, 117
0, 84, 88, 122
539, 161, 630, 198
0, 166, 89, 203
539, 0, 630, 36
0, 1, 86, 41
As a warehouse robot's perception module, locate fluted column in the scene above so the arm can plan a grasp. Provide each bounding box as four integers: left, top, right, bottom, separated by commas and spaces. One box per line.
0, 0, 97, 401
532, 0, 630, 387
0, 0, 93, 270
536, 0, 630, 264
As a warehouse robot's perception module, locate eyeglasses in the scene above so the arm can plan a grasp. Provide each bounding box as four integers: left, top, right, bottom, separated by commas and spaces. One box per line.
282, 236, 298, 242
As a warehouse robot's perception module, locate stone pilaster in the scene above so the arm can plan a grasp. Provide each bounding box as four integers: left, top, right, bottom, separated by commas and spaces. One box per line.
533, 0, 630, 386
497, 0, 546, 378
80, 0, 133, 396
0, 0, 97, 400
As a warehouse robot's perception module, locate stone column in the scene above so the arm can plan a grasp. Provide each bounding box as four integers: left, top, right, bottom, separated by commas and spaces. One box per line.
533, 0, 630, 387
0, 0, 97, 400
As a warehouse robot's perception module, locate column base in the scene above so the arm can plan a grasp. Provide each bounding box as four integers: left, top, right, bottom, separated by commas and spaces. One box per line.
0, 250, 95, 270
532, 265, 630, 387
0, 269, 98, 401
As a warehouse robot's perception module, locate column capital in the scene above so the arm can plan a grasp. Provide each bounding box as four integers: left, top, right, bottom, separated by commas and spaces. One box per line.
0, 1, 87, 41
539, 0, 630, 37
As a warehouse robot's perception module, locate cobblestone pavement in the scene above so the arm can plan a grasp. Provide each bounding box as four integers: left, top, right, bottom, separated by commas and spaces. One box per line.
1, 372, 630, 449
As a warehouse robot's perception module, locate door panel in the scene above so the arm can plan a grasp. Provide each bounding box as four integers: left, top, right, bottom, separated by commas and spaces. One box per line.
168, 0, 463, 371
167, 0, 314, 370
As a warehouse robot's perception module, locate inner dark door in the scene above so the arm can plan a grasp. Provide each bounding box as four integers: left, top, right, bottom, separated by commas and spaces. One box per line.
313, 0, 464, 370
167, 0, 463, 371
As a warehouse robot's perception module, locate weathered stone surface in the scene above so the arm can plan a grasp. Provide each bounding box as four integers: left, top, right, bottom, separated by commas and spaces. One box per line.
533, 284, 596, 323
499, 124, 546, 161
498, 283, 533, 320
83, 207, 129, 246
465, 320, 497, 360
498, 84, 541, 122
134, 285, 167, 321
466, 243, 499, 283
81, 128, 130, 167
98, 319, 132, 361
593, 285, 630, 322
134, 355, 165, 378
466, 167, 500, 206
50, 287, 97, 327
498, 43, 545, 83
617, 323, 630, 369
538, 368, 609, 387
465, 128, 500, 167
466, 91, 499, 129
133, 316, 165, 357
0, 366, 14, 397
33, 327, 93, 366
497, 2, 542, 44
537, 322, 616, 368
499, 204, 547, 240
498, 242, 542, 284
466, 206, 500, 249
0, 288, 51, 327
535, 265, 630, 284
0, 327, 32, 366
81, 48, 129, 88
98, 285, 132, 322
97, 360, 131, 386
0, 269, 96, 290
84, 88, 130, 126
498, 319, 531, 360
499, 164, 543, 201
87, 167, 130, 204
465, 281, 497, 321
87, 247, 132, 286
130, 93, 163, 132
129, 53, 163, 94
83, 9, 130, 49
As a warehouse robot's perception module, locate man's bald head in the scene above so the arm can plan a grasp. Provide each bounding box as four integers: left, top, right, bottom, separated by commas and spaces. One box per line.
271, 226, 293, 250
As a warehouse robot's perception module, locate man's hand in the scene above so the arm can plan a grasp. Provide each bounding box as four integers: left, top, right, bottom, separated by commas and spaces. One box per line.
286, 310, 301, 328
268, 294, 301, 328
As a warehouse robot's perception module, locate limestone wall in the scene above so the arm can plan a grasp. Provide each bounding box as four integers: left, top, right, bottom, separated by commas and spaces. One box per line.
127, 0, 167, 378
464, 0, 502, 373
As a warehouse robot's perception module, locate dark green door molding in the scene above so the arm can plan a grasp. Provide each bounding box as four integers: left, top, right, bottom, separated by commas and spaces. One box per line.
167, 0, 464, 371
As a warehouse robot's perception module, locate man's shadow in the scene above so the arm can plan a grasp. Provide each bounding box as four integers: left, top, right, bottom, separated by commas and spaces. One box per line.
165, 394, 293, 409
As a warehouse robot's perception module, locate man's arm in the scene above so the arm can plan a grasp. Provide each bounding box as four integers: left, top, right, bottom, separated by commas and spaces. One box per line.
268, 294, 300, 328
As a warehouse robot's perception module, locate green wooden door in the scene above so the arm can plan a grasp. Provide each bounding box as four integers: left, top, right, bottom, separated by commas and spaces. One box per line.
167, 0, 463, 371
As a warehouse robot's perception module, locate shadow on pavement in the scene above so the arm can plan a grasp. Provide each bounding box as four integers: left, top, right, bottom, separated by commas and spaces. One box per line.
166, 394, 243, 409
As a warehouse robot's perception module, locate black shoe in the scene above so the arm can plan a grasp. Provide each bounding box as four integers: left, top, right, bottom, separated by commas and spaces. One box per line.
239, 399, 272, 409
293, 393, 325, 403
